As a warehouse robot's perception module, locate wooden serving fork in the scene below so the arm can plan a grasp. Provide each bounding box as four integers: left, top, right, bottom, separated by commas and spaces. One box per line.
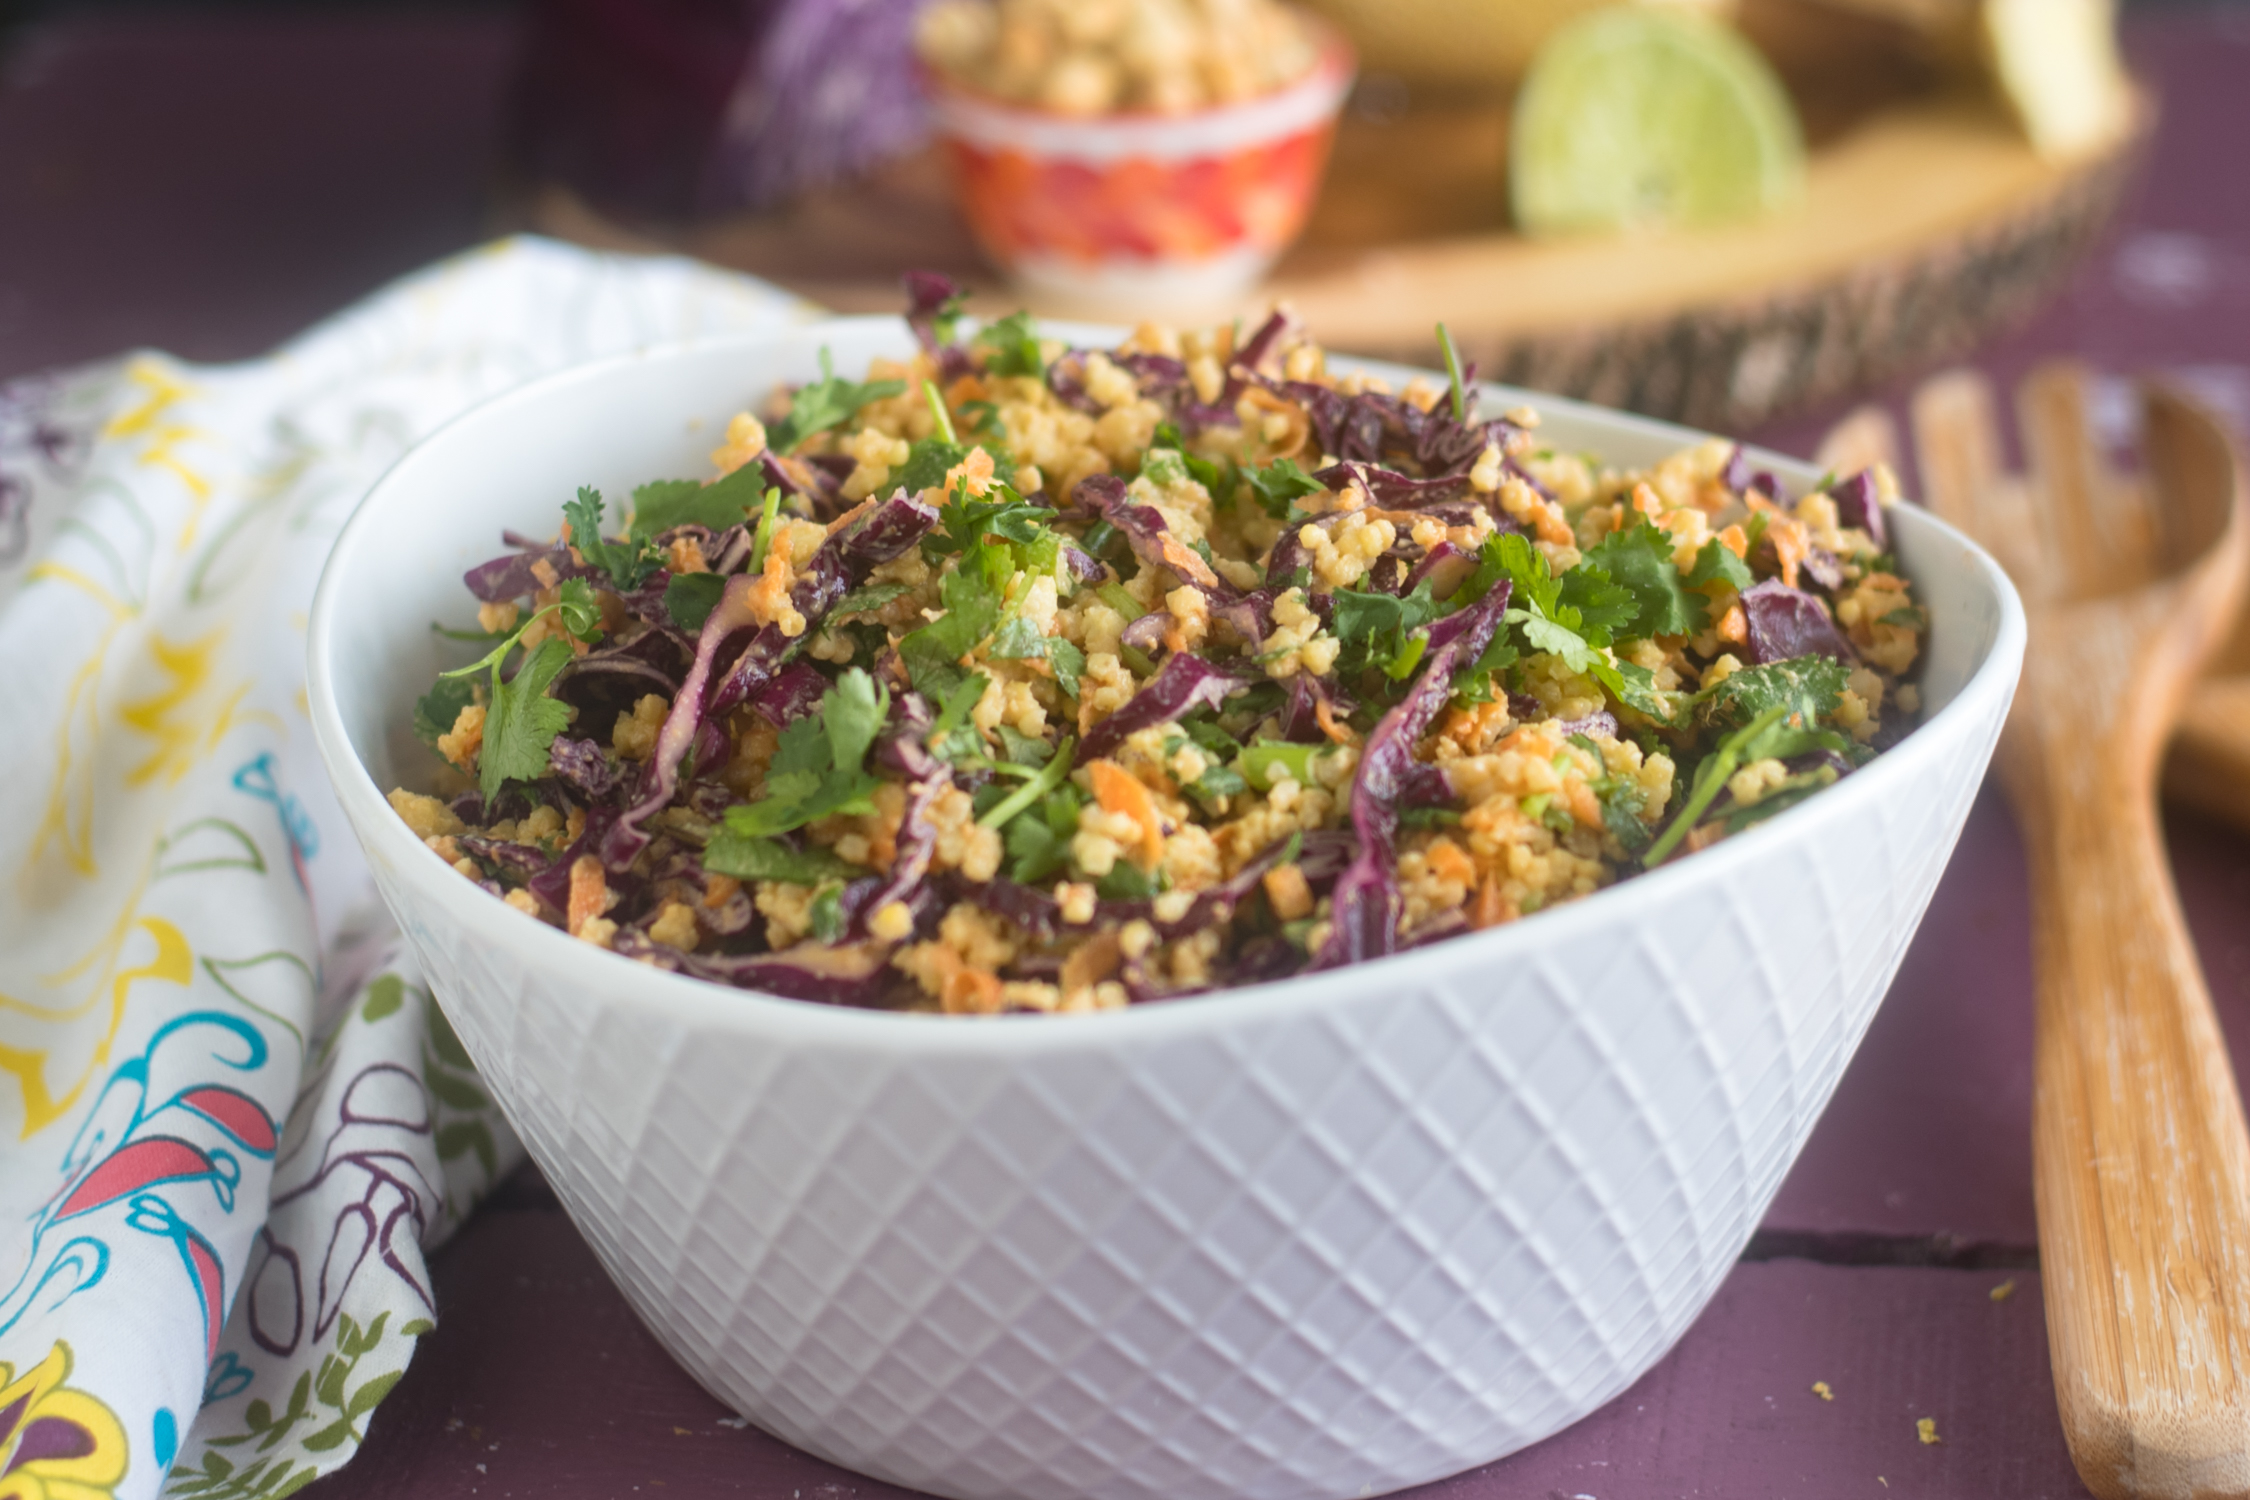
2168, 586, 2250, 830
1826, 365, 2250, 1498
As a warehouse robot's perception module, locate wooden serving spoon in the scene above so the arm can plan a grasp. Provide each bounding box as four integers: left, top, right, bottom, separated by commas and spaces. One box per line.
1825, 365, 2250, 1498
2166, 607, 2250, 830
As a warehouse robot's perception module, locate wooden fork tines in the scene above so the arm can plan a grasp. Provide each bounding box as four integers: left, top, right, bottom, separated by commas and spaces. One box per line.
1847, 363, 2250, 1499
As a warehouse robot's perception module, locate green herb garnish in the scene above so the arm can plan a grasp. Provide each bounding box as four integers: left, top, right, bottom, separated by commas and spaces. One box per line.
768, 348, 905, 453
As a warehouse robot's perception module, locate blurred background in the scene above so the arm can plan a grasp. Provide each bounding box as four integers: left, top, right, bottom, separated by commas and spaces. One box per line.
2, 0, 2245, 441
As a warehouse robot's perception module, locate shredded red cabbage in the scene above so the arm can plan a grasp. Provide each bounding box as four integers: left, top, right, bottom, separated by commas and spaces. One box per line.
1826, 468, 1887, 552
1313, 579, 1512, 970
1741, 578, 1856, 664
1077, 653, 1254, 765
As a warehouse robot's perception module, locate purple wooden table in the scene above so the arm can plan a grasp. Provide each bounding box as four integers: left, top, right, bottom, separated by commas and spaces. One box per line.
7, 10, 2250, 1495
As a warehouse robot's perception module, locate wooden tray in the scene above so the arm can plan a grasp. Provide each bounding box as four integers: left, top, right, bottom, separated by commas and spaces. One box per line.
522, 30, 2146, 434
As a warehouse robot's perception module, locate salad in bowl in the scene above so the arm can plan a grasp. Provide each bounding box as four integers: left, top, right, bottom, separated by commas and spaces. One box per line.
389, 273, 1927, 1016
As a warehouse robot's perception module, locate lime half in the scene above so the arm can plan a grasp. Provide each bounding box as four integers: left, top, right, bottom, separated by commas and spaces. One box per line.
1510, 7, 1806, 237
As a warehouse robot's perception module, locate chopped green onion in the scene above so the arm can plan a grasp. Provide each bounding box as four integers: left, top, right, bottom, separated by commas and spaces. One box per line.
1642, 703, 1788, 867
977, 736, 1077, 830
1235, 741, 1334, 790
1436, 321, 1468, 424
747, 486, 783, 574
923, 379, 958, 446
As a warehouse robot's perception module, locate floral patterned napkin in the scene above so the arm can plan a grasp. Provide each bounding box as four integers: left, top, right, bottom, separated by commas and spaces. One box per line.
0, 237, 809, 1500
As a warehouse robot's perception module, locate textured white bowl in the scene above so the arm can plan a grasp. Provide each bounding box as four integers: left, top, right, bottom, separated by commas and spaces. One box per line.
307, 319, 2023, 1500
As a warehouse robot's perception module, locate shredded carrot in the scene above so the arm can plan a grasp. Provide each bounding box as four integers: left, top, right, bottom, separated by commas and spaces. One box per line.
1717, 523, 1749, 558
1566, 779, 1603, 828
824, 495, 876, 536
945, 446, 996, 499
1769, 519, 1806, 589
744, 544, 794, 627
702, 873, 742, 910
1061, 929, 1123, 991
567, 856, 608, 937
942, 962, 1005, 1015
1471, 874, 1510, 930
1262, 864, 1314, 920
1494, 726, 1557, 758
1427, 837, 1475, 886
1158, 533, 1220, 589
1313, 695, 1357, 746
1717, 602, 1748, 644
1088, 759, 1165, 869
1631, 482, 1664, 519
666, 533, 710, 575
1530, 496, 1575, 547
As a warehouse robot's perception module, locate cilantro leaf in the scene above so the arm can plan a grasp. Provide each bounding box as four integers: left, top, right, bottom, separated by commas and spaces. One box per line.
995, 725, 1053, 767
1330, 581, 1441, 679
1005, 784, 1081, 885
665, 572, 727, 633
1510, 609, 1604, 676
1181, 715, 1241, 759
1556, 563, 1638, 645
821, 666, 889, 778
554, 578, 603, 643
1606, 658, 1676, 723
809, 883, 848, 941
479, 638, 574, 800
1468, 531, 1562, 617
628, 465, 764, 539
974, 312, 1045, 378
722, 668, 889, 838
988, 614, 1046, 661
833, 582, 912, 618
1465, 533, 1681, 719
1097, 862, 1160, 900
1046, 638, 1086, 698
1695, 655, 1852, 731
769, 352, 906, 453
701, 835, 866, 885
1687, 537, 1755, 593
899, 569, 1000, 700
1141, 448, 1189, 487
1246, 458, 1325, 520
1450, 632, 1520, 703
1142, 432, 1231, 501
928, 672, 989, 763
1190, 763, 1249, 802
1583, 521, 1705, 639
413, 674, 476, 750
895, 437, 1019, 497
565, 486, 659, 591
934, 489, 1048, 558
1600, 789, 1653, 855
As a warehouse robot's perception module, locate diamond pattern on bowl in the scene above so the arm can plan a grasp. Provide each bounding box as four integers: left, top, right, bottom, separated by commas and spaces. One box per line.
375, 647, 2010, 1500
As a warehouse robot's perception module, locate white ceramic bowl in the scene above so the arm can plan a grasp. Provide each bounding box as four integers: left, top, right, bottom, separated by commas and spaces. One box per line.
307, 319, 2023, 1500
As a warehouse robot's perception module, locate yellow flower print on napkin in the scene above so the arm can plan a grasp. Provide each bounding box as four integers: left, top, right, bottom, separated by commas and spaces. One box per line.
0, 1341, 129, 1500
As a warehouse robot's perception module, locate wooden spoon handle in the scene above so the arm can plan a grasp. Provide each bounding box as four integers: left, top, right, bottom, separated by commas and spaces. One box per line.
2015, 733, 2250, 1497
2168, 680, 2250, 833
